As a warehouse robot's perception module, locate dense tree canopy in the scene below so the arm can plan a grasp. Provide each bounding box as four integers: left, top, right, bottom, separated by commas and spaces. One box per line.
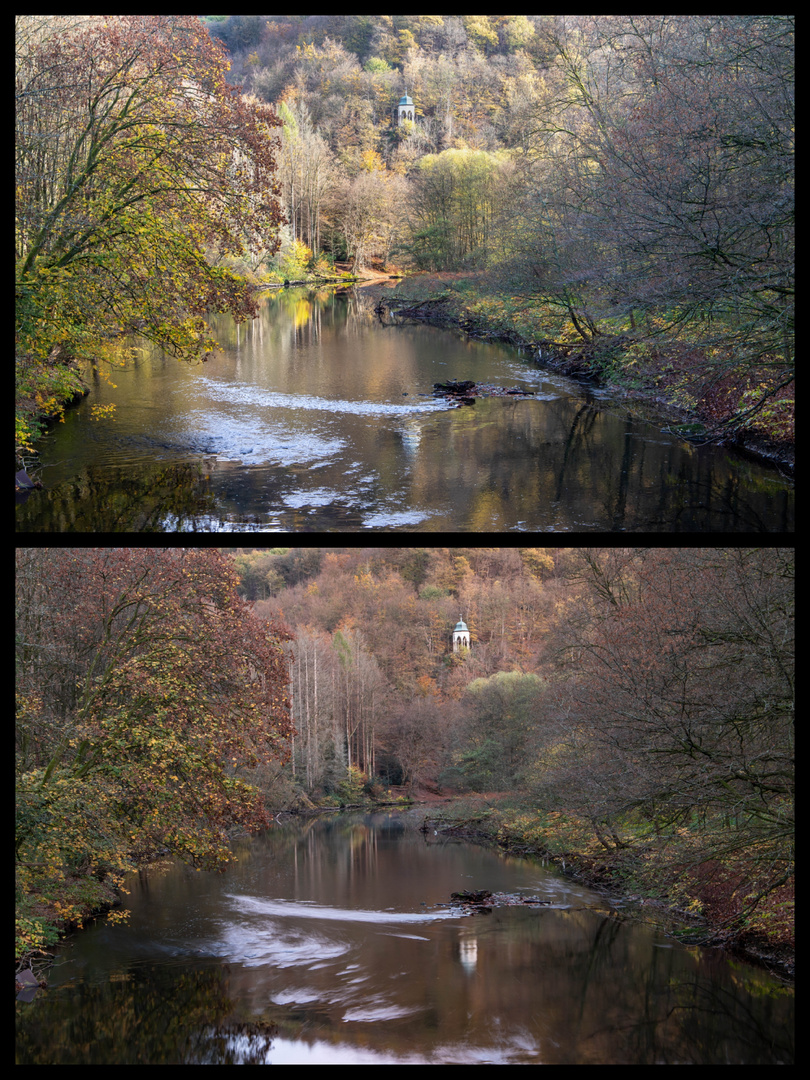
547, 551, 793, 861
453, 671, 546, 789
15, 548, 292, 956
512, 17, 794, 415
15, 15, 283, 449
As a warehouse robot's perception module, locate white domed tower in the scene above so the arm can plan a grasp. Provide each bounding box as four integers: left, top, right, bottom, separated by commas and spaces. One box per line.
397, 91, 415, 126
453, 615, 470, 653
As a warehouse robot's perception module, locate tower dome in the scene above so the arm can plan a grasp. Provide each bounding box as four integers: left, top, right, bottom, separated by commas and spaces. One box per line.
453, 615, 470, 653
397, 92, 415, 126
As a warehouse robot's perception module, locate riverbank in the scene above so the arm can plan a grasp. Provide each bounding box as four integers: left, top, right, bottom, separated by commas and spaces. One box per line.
17, 789, 793, 992
415, 794, 794, 982
15, 264, 405, 482
260, 258, 404, 291
14, 780, 409, 978
15, 349, 90, 472
369, 272, 794, 477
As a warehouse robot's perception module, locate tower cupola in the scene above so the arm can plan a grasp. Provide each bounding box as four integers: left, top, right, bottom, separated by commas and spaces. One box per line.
453, 615, 470, 653
397, 91, 415, 126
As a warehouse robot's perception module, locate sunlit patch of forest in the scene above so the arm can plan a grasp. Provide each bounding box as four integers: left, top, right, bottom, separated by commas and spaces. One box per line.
212, 15, 794, 444
16, 17, 793, 459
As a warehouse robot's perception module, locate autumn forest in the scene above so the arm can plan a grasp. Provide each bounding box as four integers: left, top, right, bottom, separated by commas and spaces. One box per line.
16, 546, 794, 979
16, 15, 793, 459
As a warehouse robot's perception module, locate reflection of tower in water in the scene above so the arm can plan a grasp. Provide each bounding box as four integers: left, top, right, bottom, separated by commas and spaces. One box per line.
458, 933, 478, 972
400, 417, 422, 457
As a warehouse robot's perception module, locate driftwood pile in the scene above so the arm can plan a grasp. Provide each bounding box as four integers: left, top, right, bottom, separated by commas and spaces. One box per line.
439, 889, 554, 914
432, 380, 535, 406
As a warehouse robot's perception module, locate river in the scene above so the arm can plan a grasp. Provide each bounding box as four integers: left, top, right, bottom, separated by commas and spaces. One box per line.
15, 810, 793, 1064
16, 287, 793, 532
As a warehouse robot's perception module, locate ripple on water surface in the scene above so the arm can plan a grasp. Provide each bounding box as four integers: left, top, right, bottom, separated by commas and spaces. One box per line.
217, 894, 456, 970
198, 377, 450, 416
175, 378, 450, 467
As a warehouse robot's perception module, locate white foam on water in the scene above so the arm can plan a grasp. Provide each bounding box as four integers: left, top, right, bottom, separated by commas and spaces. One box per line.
199, 378, 451, 417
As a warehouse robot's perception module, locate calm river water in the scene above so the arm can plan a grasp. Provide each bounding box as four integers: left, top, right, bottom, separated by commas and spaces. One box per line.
16, 287, 793, 532
16, 811, 793, 1064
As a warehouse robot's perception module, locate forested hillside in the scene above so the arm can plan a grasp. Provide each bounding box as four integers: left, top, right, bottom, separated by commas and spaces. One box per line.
16, 547, 793, 964
207, 14, 794, 445
239, 546, 562, 789
236, 547, 791, 790
235, 545, 793, 954
16, 15, 793, 463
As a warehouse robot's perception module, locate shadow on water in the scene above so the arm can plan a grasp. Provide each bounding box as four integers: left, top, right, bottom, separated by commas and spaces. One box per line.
16, 288, 793, 532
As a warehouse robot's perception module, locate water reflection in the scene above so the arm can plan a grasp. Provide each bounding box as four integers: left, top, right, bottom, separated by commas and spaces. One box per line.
16, 813, 793, 1064
14, 967, 278, 1065
17, 288, 792, 532
16, 915, 792, 1064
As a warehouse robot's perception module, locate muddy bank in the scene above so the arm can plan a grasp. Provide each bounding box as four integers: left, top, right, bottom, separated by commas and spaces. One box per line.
371, 283, 794, 478
420, 810, 794, 982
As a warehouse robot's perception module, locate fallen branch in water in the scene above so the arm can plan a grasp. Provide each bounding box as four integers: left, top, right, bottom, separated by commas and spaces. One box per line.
437, 890, 556, 914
